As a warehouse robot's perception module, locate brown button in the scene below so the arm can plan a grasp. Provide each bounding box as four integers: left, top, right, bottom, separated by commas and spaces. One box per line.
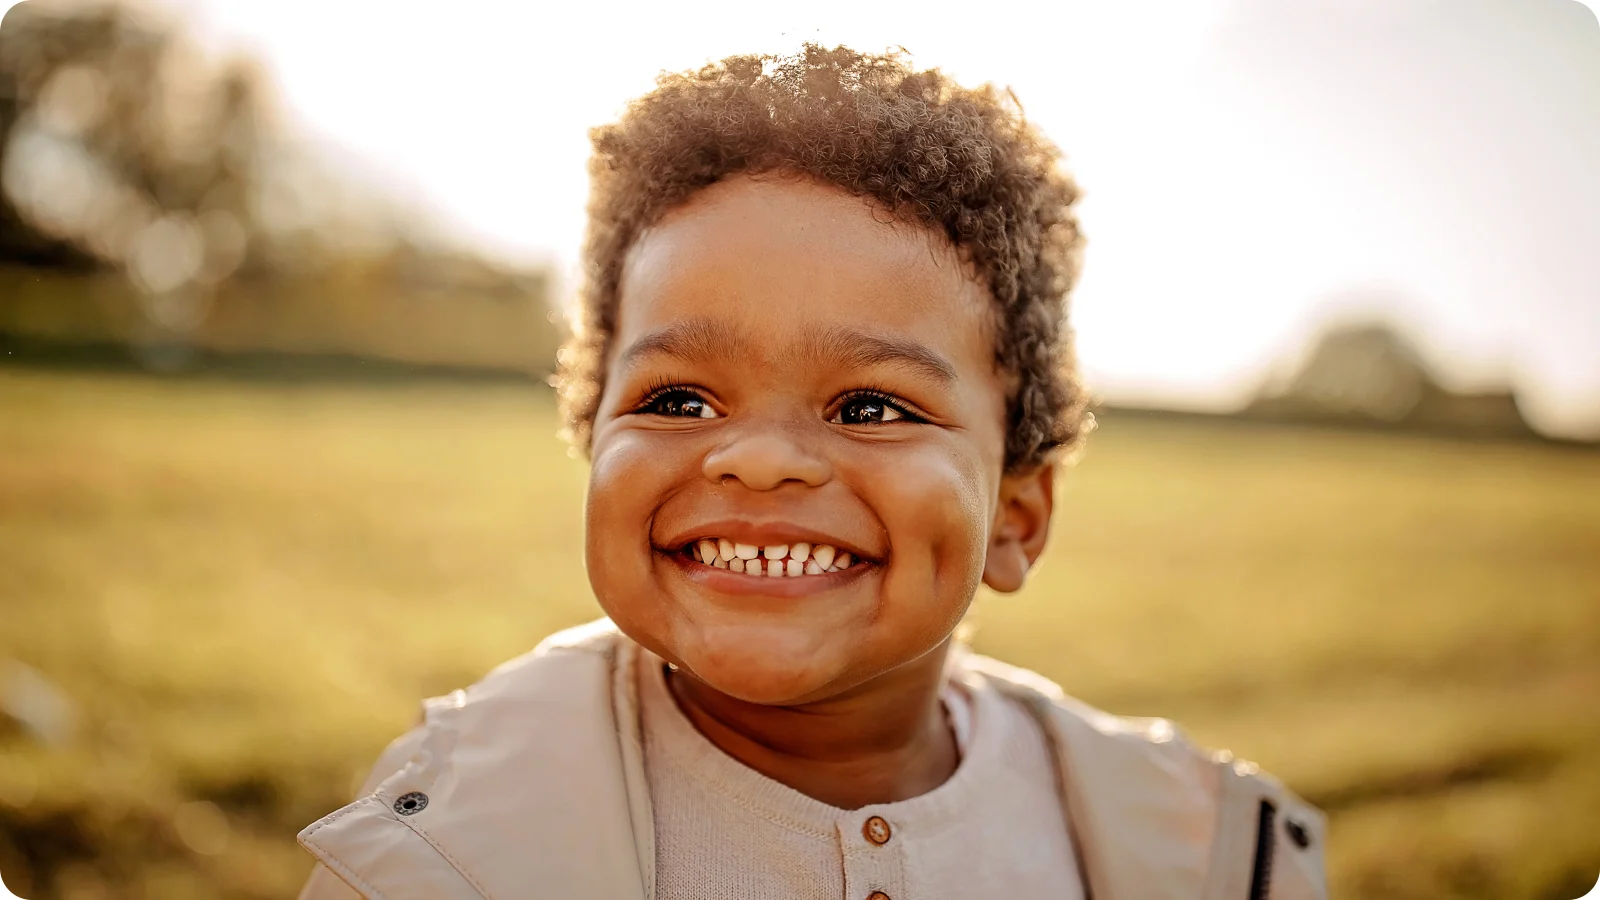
863, 815, 892, 845
866, 893, 891, 900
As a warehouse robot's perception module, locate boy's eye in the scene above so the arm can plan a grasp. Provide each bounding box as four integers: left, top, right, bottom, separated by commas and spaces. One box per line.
831, 393, 913, 425
640, 388, 719, 419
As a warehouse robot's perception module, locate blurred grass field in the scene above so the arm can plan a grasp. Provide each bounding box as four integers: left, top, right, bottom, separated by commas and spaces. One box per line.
0, 366, 1597, 900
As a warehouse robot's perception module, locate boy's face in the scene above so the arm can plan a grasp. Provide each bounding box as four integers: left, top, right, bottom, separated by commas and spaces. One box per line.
586, 174, 1052, 705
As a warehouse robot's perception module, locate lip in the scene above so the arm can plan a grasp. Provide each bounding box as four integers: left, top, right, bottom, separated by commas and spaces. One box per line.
653, 519, 881, 563
663, 550, 875, 598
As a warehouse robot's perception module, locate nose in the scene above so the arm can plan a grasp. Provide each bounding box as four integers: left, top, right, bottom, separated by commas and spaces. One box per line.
702, 422, 832, 491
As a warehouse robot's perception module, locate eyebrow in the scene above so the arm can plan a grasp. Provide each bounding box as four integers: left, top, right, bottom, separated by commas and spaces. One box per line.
616, 318, 748, 372
811, 325, 957, 386
615, 319, 957, 386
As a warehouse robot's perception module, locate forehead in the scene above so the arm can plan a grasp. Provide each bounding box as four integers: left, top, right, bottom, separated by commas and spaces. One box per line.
614, 175, 994, 369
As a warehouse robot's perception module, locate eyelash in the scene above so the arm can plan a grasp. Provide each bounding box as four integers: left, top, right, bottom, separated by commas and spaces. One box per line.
628, 381, 925, 423
634, 377, 696, 408
631, 378, 713, 416
834, 388, 925, 424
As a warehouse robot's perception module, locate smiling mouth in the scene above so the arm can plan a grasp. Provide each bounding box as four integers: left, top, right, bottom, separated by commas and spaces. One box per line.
680, 539, 859, 578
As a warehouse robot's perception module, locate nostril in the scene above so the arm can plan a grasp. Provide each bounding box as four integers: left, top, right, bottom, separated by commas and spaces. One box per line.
701, 431, 833, 490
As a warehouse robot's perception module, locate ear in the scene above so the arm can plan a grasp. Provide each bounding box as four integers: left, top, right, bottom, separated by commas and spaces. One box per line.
981, 463, 1055, 594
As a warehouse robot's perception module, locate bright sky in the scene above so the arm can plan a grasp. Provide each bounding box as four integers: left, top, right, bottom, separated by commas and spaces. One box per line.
11, 0, 1597, 436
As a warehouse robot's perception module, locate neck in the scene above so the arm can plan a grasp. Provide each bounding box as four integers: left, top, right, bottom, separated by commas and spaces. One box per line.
664, 641, 960, 810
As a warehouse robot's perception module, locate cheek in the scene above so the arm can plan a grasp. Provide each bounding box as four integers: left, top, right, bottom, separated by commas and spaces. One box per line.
585, 432, 677, 586
869, 440, 993, 597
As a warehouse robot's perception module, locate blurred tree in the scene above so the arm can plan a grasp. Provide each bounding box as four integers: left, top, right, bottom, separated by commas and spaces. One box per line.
0, 1, 264, 278
0, 0, 560, 377
1278, 323, 1430, 423
1250, 319, 1535, 439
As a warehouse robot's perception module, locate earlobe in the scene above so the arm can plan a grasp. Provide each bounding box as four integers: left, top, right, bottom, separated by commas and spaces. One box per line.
981, 464, 1056, 594
981, 542, 1030, 594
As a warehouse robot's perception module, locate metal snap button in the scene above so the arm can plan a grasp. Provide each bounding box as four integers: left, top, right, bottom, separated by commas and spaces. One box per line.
1285, 817, 1312, 849
394, 791, 429, 816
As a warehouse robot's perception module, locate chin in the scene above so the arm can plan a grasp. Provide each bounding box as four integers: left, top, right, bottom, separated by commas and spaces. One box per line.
668, 619, 859, 705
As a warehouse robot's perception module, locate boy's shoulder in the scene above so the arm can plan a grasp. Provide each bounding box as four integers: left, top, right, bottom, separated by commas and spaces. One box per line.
955, 647, 1327, 899
298, 619, 651, 899
302, 620, 1325, 899
474, 623, 1325, 897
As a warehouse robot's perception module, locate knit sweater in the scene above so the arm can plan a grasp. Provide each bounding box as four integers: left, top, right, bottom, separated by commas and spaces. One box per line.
638, 651, 1085, 900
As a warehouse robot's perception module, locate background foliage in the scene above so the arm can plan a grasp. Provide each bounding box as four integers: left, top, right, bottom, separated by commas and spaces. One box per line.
1, 370, 1597, 899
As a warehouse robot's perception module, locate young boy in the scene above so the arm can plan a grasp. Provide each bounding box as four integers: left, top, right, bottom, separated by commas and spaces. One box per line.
296, 46, 1326, 900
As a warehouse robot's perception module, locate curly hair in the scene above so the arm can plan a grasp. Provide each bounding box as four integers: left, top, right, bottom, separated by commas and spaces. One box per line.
556, 44, 1090, 471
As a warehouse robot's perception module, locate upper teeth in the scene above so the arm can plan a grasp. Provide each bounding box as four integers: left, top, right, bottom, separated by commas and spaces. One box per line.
692, 540, 855, 575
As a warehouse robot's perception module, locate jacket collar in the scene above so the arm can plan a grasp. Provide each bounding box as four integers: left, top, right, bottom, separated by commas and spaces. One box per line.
301, 620, 1254, 900
956, 651, 1223, 899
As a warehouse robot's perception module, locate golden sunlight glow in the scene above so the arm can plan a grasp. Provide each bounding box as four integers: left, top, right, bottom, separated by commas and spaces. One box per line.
9, 0, 1591, 437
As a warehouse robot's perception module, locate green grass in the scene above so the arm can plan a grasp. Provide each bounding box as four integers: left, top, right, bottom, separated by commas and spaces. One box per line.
0, 367, 1597, 899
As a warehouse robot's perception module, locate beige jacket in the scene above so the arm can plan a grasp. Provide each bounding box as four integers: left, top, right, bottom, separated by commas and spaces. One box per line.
298, 620, 1327, 900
